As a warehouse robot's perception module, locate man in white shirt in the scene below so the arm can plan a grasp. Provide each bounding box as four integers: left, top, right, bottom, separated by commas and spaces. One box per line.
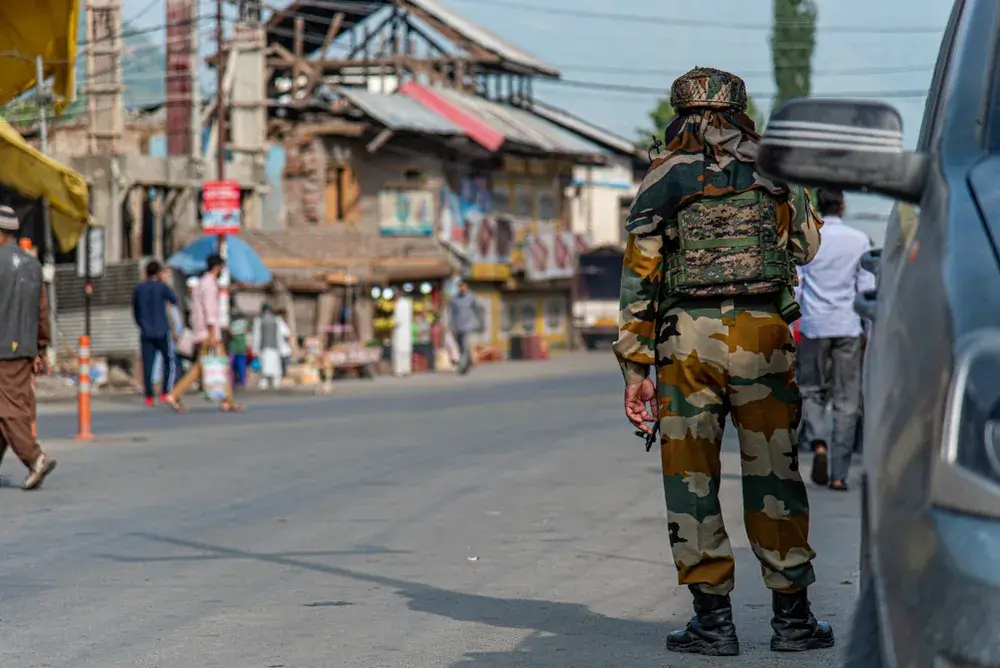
795, 189, 875, 491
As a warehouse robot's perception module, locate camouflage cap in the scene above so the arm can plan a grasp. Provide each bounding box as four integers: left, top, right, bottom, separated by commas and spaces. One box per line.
670, 67, 748, 113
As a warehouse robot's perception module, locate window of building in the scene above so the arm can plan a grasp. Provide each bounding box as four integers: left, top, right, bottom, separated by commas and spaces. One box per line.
520, 300, 537, 333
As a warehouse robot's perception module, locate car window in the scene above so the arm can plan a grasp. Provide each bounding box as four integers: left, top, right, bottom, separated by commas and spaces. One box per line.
985, 11, 1000, 149
917, 0, 967, 151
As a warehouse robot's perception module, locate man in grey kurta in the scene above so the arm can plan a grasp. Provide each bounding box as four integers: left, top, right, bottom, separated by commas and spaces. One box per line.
449, 281, 484, 375
253, 303, 283, 389
0, 206, 57, 490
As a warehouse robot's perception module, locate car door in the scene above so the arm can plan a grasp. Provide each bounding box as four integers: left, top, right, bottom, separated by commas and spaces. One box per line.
862, 0, 965, 531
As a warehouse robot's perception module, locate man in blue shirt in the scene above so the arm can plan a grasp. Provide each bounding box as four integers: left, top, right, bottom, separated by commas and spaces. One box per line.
132, 260, 179, 407
794, 190, 876, 491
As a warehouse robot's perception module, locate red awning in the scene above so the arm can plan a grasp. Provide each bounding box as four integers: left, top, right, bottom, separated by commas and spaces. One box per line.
399, 82, 505, 152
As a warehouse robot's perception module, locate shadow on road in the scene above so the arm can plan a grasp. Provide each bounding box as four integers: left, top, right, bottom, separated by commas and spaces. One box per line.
101, 532, 673, 667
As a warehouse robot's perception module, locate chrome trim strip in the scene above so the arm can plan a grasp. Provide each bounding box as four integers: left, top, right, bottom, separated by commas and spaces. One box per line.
760, 138, 903, 153
765, 128, 903, 147
766, 119, 904, 140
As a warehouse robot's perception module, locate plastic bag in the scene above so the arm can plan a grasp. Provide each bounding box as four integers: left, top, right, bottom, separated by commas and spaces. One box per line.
201, 354, 230, 402
444, 331, 460, 365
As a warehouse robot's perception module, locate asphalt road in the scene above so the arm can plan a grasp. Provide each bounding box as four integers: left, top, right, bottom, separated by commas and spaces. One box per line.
3, 353, 862, 667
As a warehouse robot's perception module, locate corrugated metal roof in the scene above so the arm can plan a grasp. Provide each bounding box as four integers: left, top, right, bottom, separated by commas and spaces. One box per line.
426, 86, 608, 157
528, 101, 644, 159
409, 0, 559, 77
338, 88, 465, 134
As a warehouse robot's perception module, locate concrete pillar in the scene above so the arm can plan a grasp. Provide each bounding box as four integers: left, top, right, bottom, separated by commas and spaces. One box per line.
127, 186, 143, 259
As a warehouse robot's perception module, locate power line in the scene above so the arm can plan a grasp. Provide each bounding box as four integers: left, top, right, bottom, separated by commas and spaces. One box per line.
539, 77, 929, 100
261, 0, 839, 49
446, 0, 945, 35
555, 63, 935, 78
79, 13, 217, 48
125, 0, 164, 25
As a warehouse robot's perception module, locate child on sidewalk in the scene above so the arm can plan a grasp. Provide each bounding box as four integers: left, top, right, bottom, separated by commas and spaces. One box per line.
229, 311, 250, 390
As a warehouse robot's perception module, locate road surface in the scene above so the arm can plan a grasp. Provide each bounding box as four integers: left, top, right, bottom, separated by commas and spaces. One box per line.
2, 354, 861, 667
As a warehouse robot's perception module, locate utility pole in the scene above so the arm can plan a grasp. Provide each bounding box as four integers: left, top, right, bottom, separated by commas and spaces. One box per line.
215, 0, 230, 328
35, 55, 58, 365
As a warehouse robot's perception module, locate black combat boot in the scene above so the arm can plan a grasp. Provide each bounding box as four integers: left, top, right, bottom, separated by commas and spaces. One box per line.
770, 588, 835, 652
665, 586, 740, 656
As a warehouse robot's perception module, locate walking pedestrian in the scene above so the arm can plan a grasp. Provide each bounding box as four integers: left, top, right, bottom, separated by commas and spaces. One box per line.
252, 303, 285, 389
228, 310, 249, 390
448, 280, 483, 375
276, 308, 293, 377
614, 68, 832, 656
163, 266, 186, 390
151, 266, 184, 395
0, 206, 57, 490
165, 254, 243, 412
132, 259, 179, 407
795, 189, 875, 491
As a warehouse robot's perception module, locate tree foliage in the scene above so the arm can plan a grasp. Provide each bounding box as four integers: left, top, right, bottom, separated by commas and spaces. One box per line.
770, 0, 817, 113
636, 95, 764, 148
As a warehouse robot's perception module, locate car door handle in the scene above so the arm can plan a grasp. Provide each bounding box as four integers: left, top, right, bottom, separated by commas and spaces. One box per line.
854, 289, 877, 322
860, 248, 882, 277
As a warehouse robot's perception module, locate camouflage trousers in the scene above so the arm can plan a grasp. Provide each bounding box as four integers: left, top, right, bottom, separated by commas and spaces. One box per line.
657, 297, 815, 596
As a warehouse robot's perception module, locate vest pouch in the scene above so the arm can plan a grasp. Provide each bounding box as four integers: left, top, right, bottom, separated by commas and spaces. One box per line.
665, 190, 790, 298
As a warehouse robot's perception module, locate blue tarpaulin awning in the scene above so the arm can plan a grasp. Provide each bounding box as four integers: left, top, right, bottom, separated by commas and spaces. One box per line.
167, 235, 272, 285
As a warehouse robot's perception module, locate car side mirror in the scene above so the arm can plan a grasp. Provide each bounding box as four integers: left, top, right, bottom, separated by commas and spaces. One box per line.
854, 248, 882, 322
757, 99, 928, 204
859, 247, 882, 278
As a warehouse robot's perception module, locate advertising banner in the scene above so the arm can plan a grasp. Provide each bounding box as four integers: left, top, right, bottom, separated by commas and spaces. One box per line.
378, 188, 434, 236
525, 228, 577, 282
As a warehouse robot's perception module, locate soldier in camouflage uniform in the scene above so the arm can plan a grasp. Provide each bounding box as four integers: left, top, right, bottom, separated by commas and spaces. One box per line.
613, 67, 833, 656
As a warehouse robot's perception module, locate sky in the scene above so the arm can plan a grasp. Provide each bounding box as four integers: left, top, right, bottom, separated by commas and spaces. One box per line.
124, 0, 955, 239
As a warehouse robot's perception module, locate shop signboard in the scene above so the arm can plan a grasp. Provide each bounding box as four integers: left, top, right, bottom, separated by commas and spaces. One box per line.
202, 180, 242, 235
525, 228, 577, 282
378, 188, 434, 236
468, 263, 511, 281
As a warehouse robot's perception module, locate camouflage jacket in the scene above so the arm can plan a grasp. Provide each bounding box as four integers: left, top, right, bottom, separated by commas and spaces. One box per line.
613, 185, 822, 385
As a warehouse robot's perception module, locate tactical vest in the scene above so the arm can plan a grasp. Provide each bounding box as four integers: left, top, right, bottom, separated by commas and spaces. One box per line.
0, 244, 42, 360
663, 189, 795, 298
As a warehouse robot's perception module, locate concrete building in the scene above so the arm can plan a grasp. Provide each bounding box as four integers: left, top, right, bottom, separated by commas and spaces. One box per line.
239, 0, 638, 358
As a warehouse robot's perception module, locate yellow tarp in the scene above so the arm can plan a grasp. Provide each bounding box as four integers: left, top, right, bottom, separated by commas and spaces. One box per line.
0, 0, 80, 112
0, 116, 89, 252
0, 0, 88, 251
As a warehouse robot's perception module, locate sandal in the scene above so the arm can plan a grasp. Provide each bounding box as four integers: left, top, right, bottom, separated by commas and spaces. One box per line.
165, 397, 188, 413
829, 480, 849, 492
220, 401, 245, 413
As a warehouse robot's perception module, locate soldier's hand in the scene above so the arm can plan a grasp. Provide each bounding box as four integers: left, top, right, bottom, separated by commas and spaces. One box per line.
625, 377, 658, 434
33, 355, 48, 376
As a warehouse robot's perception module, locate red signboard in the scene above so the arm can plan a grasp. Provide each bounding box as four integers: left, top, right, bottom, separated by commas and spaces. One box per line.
202, 180, 242, 235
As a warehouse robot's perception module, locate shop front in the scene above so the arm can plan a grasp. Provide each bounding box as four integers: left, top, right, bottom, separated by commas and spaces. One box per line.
497, 286, 572, 358
370, 279, 445, 373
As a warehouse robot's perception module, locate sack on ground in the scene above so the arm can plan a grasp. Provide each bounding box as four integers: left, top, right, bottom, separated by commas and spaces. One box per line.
201, 354, 230, 402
